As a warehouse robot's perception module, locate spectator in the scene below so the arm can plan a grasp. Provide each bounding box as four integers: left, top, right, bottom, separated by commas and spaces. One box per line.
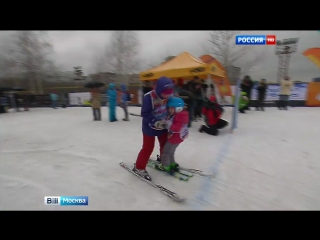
240, 75, 254, 110
256, 79, 267, 111
90, 88, 101, 121
278, 76, 293, 110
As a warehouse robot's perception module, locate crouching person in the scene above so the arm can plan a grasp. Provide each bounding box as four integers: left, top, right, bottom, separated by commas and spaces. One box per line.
199, 96, 228, 136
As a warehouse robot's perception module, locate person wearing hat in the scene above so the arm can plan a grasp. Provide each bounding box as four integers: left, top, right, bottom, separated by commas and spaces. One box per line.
132, 76, 174, 181
107, 83, 118, 122
154, 97, 189, 172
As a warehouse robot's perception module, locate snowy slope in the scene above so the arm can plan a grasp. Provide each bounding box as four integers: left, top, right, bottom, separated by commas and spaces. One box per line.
0, 106, 319, 210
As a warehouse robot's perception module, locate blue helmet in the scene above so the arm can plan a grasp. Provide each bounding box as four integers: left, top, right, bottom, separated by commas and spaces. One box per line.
167, 97, 184, 113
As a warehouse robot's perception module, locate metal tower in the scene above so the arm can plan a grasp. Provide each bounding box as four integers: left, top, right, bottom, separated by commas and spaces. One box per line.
275, 38, 299, 83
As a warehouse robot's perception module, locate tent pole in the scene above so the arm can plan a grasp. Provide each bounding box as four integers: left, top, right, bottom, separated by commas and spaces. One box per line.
231, 78, 241, 131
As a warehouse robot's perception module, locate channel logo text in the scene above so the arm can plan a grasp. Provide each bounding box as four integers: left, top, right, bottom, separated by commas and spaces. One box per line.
235, 35, 276, 45
44, 196, 88, 206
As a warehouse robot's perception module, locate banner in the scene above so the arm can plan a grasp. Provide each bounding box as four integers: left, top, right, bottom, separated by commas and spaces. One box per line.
68, 92, 91, 106
250, 83, 308, 101
306, 82, 320, 106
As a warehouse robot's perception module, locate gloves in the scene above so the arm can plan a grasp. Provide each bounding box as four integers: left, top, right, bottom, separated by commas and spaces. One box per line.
154, 120, 167, 130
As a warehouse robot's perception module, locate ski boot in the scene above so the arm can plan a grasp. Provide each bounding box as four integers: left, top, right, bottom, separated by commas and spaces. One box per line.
132, 163, 152, 181
154, 161, 175, 173
156, 155, 180, 172
170, 163, 180, 172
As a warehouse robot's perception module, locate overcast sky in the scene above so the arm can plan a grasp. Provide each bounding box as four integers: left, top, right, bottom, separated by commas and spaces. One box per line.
1, 31, 319, 81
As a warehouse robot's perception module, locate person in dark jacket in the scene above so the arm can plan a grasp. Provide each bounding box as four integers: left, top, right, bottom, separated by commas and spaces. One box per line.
133, 76, 174, 181
141, 81, 153, 107
188, 76, 203, 122
199, 96, 228, 136
240, 75, 254, 110
141, 81, 153, 103
176, 84, 195, 128
119, 84, 130, 121
256, 79, 267, 111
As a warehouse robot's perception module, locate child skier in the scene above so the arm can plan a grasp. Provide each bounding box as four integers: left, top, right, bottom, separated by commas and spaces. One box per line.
233, 89, 249, 113
155, 97, 189, 172
133, 76, 174, 181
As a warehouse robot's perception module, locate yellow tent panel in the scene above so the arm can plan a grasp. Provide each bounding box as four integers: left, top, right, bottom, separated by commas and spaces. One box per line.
140, 52, 225, 81
207, 62, 226, 78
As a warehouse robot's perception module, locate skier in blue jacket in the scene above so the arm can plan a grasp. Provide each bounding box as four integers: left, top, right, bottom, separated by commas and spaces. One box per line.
132, 76, 174, 181
107, 83, 117, 122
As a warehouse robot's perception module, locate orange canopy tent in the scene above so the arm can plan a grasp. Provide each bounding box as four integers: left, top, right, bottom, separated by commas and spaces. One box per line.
139, 52, 226, 81
303, 48, 320, 69
199, 54, 233, 97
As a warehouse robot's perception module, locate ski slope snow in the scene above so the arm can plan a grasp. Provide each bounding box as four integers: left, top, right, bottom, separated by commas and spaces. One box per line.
0, 106, 319, 210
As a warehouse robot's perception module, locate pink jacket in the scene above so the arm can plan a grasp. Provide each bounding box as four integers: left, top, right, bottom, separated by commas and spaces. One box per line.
167, 110, 189, 144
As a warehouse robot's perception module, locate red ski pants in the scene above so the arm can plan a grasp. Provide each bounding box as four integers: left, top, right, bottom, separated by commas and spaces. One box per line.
135, 132, 168, 170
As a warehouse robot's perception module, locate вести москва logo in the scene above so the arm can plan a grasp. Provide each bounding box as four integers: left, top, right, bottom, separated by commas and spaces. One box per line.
44, 196, 88, 206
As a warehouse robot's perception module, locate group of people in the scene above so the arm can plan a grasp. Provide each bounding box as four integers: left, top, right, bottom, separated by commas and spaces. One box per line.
89, 83, 132, 122
132, 74, 295, 181
238, 75, 294, 112
133, 76, 229, 181
142, 77, 212, 127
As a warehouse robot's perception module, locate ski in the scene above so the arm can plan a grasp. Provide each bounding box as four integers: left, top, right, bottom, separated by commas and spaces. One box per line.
150, 158, 215, 178
178, 166, 216, 177
129, 113, 141, 117
119, 162, 185, 202
148, 159, 194, 178
147, 160, 191, 181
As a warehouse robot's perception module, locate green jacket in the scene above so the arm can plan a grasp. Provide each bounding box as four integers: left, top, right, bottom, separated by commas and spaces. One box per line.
233, 91, 249, 109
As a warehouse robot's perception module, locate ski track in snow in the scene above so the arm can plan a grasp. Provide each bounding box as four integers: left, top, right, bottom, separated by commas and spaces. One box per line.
0, 106, 319, 210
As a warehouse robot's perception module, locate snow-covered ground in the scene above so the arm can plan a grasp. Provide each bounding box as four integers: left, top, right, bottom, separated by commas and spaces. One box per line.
0, 106, 319, 210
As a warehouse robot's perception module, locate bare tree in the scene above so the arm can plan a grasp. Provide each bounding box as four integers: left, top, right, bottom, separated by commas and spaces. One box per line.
104, 31, 140, 85
91, 52, 107, 82
204, 31, 266, 81
1, 31, 56, 94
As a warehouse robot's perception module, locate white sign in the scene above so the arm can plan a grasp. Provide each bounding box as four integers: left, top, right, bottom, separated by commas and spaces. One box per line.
68, 92, 91, 105
250, 83, 308, 101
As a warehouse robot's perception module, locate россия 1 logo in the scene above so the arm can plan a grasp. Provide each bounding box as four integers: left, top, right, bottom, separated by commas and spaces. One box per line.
235, 35, 276, 45
44, 196, 88, 206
